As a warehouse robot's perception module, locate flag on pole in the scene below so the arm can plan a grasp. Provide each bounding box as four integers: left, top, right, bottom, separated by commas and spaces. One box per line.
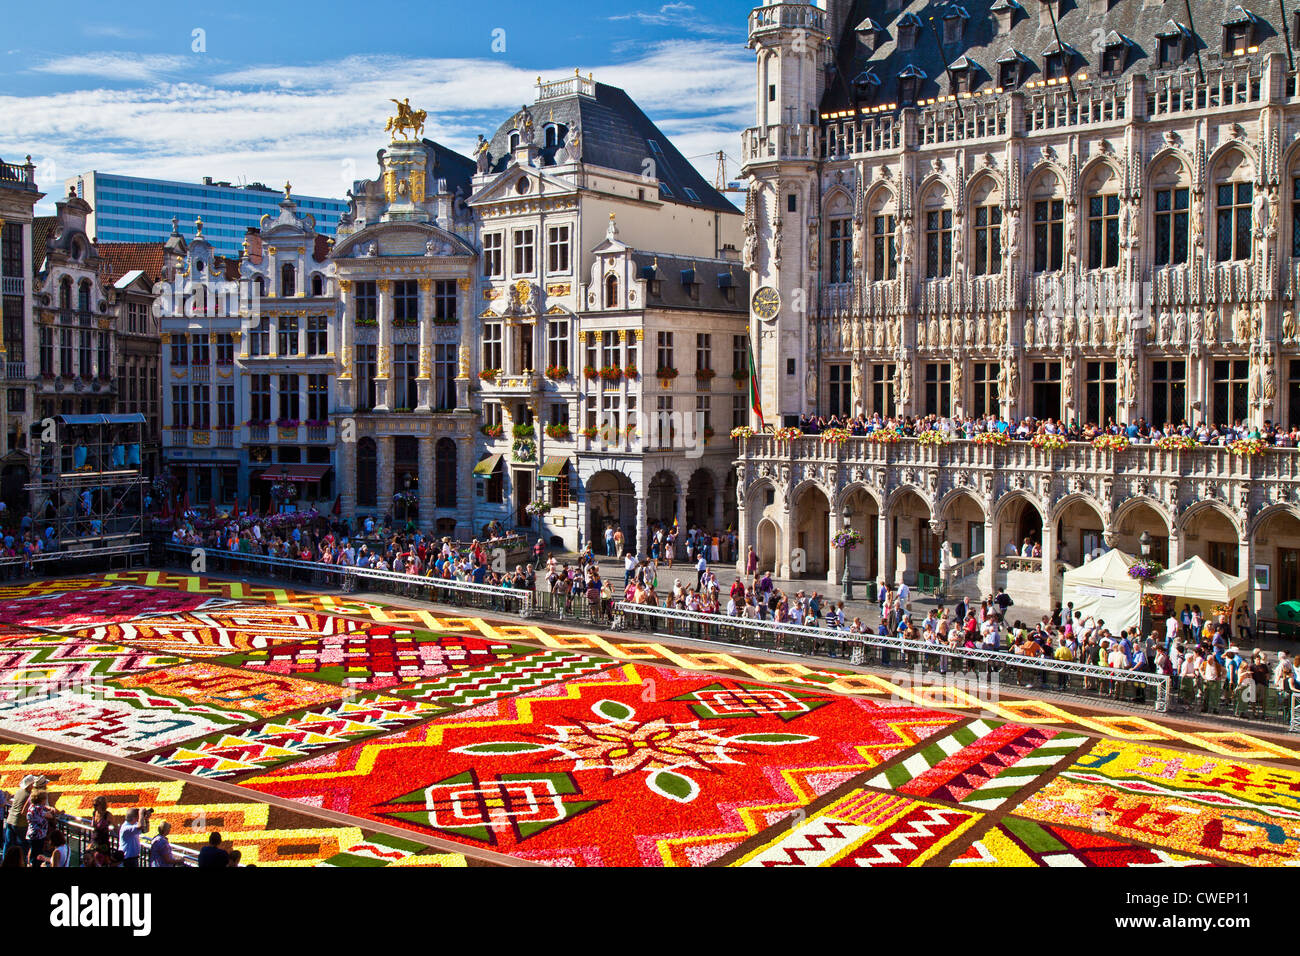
332, 494, 342, 517
231, 499, 240, 520
747, 337, 766, 431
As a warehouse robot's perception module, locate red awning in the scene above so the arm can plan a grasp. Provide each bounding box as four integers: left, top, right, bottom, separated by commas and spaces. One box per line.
258, 464, 333, 482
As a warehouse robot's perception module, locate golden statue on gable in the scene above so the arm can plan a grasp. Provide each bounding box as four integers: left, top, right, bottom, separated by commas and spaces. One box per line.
386, 98, 427, 141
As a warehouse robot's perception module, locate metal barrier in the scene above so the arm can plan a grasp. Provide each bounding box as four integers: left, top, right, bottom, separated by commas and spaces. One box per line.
615, 602, 1174, 713
166, 544, 532, 616
0, 543, 147, 569
51, 814, 201, 867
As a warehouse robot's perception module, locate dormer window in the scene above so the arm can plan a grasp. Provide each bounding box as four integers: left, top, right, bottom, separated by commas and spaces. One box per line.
1156, 21, 1190, 67
991, 0, 1023, 34
1222, 6, 1258, 54
509, 131, 520, 152
948, 56, 975, 94
897, 13, 922, 51
941, 6, 969, 46
544, 124, 558, 148
855, 17, 882, 52
997, 51, 1028, 89
853, 68, 882, 101
1101, 32, 1132, 76
717, 273, 736, 304
1042, 44, 1074, 81
898, 64, 925, 105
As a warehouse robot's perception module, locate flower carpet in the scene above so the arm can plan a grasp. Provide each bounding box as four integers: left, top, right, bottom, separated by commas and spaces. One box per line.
2, 572, 1300, 866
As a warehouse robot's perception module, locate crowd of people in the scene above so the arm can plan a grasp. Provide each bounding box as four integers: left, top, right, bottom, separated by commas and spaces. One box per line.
0, 780, 239, 868
796, 411, 1300, 447
164, 505, 1300, 721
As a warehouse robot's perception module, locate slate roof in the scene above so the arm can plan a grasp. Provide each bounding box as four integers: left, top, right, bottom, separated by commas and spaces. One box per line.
821, 0, 1285, 110
629, 251, 749, 313
421, 140, 475, 199
482, 82, 738, 215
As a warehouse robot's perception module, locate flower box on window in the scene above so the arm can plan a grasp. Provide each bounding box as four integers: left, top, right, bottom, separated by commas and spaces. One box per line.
694, 367, 716, 381
478, 368, 500, 382
544, 423, 572, 440
544, 365, 569, 381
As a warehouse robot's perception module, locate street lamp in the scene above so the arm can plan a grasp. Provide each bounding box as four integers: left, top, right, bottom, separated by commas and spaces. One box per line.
403, 474, 412, 530
1138, 530, 1152, 636
841, 505, 854, 602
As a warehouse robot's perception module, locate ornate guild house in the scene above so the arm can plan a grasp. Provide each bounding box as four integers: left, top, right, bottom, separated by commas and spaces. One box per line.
736, 0, 1300, 614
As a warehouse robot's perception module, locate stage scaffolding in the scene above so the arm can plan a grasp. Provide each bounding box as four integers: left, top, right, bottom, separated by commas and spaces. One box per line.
25, 414, 149, 560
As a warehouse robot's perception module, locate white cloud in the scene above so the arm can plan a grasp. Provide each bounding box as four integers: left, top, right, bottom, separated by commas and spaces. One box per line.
2, 41, 753, 213
608, 3, 738, 36
81, 25, 151, 41
31, 52, 194, 82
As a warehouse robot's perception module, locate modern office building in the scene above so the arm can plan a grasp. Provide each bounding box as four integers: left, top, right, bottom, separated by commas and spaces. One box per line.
67, 171, 347, 258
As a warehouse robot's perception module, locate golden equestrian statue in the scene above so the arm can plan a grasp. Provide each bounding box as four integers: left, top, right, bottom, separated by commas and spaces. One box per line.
385, 98, 427, 141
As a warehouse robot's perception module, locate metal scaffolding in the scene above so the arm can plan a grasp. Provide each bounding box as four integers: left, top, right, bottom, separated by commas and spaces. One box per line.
25, 414, 149, 557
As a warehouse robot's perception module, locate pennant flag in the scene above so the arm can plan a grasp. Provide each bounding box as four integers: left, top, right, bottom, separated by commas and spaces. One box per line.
747, 337, 766, 431
231, 499, 240, 520
332, 494, 342, 516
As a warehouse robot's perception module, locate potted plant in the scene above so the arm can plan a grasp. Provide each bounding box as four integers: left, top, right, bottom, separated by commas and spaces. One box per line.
599, 365, 622, 382
832, 529, 863, 550
695, 367, 716, 382
544, 365, 569, 381
729, 425, 754, 440
480, 423, 504, 438
579, 426, 599, 439
655, 366, 679, 381
1030, 432, 1069, 451
624, 364, 639, 379
583, 365, 599, 380
478, 368, 500, 382
512, 422, 535, 439
545, 423, 572, 440
524, 500, 552, 517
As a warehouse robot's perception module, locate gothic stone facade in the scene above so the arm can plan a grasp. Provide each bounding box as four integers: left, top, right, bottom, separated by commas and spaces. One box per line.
738, 0, 1300, 613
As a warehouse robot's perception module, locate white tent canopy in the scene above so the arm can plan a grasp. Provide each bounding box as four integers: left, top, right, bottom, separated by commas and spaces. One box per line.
1062, 549, 1142, 632
1150, 556, 1248, 607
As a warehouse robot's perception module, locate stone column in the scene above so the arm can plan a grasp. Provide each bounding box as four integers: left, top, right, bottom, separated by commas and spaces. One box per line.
1040, 512, 1058, 610
502, 318, 516, 376
827, 508, 843, 587
375, 280, 393, 411
337, 280, 354, 411
979, 517, 997, 596
675, 478, 687, 540
635, 490, 648, 558
1239, 536, 1255, 619
1167, 530, 1184, 567
418, 436, 435, 532
876, 512, 892, 592
339, 437, 358, 523
735, 498, 748, 574
377, 435, 395, 518
416, 278, 433, 412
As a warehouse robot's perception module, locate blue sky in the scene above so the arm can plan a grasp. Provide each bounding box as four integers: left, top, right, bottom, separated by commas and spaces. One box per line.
0, 0, 757, 212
